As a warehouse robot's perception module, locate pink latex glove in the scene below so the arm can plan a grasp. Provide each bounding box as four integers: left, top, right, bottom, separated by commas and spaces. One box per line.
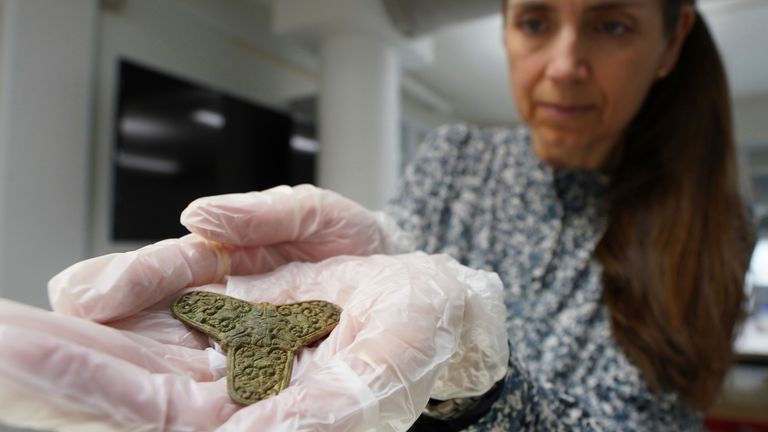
49, 184, 405, 324
179, 184, 411, 269
0, 236, 508, 431
179, 185, 508, 399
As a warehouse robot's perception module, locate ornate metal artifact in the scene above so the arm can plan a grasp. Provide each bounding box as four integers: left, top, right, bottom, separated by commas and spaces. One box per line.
171, 291, 342, 405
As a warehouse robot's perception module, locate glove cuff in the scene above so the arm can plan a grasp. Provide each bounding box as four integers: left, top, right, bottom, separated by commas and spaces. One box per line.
407, 376, 506, 432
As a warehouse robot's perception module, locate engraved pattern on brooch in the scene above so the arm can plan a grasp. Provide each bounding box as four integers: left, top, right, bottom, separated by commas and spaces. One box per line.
171, 291, 342, 405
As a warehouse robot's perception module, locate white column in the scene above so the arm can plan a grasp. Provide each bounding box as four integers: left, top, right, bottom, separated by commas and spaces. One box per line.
318, 35, 401, 210
0, 0, 96, 307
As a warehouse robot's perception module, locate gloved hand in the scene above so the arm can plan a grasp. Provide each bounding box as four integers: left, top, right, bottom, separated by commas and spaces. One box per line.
180, 185, 507, 399
49, 184, 408, 324
0, 237, 508, 432
179, 184, 413, 270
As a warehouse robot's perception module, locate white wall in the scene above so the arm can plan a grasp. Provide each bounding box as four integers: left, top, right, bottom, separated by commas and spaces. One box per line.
400, 91, 456, 169
734, 95, 768, 146
0, 0, 97, 308
0, 0, 3, 101
733, 94, 768, 222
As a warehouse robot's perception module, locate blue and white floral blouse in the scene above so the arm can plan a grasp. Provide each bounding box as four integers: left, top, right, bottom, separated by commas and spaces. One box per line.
386, 123, 701, 431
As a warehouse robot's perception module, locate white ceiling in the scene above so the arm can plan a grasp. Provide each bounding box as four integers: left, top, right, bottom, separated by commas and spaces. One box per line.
408, 0, 768, 125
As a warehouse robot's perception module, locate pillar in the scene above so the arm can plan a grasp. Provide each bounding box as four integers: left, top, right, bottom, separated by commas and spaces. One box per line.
319, 34, 400, 210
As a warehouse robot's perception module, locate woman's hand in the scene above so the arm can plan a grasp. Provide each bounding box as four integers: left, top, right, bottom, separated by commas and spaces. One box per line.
0, 242, 508, 431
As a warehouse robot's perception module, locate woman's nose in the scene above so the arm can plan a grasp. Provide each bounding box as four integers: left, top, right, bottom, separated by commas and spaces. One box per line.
544, 29, 590, 84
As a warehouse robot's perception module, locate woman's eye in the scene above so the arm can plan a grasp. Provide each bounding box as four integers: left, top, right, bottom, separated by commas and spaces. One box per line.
517, 18, 549, 35
597, 20, 630, 36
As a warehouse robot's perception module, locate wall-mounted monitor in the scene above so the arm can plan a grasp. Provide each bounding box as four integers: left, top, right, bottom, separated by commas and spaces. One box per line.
112, 60, 313, 241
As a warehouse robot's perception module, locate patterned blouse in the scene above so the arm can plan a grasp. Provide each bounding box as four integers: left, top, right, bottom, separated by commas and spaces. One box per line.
386, 123, 702, 431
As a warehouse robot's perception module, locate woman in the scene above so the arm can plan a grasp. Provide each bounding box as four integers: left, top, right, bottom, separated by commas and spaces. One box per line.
0, 0, 754, 430
395, 0, 755, 429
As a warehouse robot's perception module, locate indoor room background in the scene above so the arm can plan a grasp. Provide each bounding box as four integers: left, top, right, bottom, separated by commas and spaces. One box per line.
0, 1, 766, 430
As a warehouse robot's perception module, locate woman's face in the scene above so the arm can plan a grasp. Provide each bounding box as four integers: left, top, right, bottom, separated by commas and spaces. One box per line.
504, 0, 694, 170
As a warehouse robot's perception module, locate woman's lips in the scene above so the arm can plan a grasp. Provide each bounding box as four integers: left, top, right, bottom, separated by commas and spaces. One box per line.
538, 102, 597, 119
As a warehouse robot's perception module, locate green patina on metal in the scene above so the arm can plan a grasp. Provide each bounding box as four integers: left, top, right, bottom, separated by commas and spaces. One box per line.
171, 291, 342, 405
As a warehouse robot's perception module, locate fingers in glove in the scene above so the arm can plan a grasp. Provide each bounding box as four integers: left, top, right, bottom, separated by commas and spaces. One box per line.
0, 299, 224, 379
48, 235, 230, 322
0, 301, 236, 431
180, 185, 390, 256
0, 338, 236, 432
106, 297, 215, 350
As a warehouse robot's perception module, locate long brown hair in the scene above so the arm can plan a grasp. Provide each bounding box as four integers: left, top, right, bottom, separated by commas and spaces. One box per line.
501, 0, 755, 409
596, 1, 754, 409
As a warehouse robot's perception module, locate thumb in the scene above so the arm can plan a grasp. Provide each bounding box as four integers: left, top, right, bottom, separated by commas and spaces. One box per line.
48, 235, 229, 322
180, 184, 375, 247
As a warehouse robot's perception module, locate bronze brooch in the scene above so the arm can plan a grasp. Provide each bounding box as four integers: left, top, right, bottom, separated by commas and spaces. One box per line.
171, 291, 342, 405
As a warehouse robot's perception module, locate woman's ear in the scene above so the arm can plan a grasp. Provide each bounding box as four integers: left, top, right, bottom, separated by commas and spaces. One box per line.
658, 5, 697, 76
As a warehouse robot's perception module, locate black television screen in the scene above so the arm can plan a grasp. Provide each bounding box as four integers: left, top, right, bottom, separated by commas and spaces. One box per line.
112, 60, 307, 241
